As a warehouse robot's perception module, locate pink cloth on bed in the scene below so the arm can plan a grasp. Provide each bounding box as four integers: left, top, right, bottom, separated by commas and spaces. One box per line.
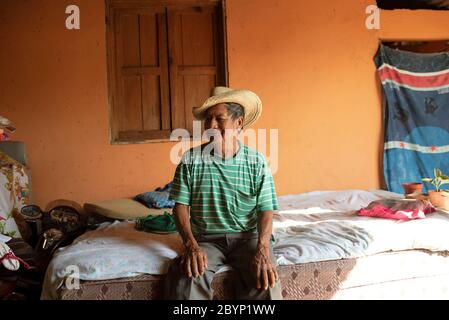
358, 199, 435, 220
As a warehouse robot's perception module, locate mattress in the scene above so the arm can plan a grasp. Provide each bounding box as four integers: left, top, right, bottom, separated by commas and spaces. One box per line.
57, 249, 449, 300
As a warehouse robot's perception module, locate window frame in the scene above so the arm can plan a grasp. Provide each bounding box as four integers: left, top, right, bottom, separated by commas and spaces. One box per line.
105, 0, 229, 144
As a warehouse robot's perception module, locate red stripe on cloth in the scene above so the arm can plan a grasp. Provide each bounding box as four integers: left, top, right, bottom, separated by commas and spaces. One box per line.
378, 65, 449, 88
0, 251, 31, 270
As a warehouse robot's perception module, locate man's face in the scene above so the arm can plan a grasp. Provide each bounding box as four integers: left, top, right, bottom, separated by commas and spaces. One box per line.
204, 104, 242, 142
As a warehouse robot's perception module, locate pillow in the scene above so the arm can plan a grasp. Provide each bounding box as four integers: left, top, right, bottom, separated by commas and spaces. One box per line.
358, 198, 435, 220
83, 199, 172, 220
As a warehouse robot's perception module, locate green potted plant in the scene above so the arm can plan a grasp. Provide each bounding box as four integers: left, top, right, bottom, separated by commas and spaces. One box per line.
422, 168, 449, 210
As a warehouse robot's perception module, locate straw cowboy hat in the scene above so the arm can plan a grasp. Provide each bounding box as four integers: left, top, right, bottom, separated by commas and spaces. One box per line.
193, 86, 262, 129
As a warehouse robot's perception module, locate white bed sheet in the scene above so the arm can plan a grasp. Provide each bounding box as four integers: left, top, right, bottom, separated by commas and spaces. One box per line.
274, 189, 449, 264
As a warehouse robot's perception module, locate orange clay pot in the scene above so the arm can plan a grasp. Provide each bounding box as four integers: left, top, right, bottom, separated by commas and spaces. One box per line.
428, 190, 449, 211
402, 182, 423, 196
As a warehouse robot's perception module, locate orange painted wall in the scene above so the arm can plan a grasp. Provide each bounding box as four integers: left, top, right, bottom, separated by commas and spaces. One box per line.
1, 0, 449, 207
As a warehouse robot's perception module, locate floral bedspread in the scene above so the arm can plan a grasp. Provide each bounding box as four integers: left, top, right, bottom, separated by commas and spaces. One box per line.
0, 151, 30, 238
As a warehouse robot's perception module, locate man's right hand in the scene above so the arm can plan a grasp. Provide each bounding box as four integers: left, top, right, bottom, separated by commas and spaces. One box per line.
180, 244, 208, 278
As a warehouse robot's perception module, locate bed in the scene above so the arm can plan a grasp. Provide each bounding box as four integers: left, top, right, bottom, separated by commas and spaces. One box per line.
41, 189, 449, 300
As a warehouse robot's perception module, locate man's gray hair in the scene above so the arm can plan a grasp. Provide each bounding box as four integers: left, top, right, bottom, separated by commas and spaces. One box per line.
225, 103, 245, 120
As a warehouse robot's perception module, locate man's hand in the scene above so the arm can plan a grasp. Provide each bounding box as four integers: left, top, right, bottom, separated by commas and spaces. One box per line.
172, 203, 208, 278
252, 243, 279, 290
180, 244, 208, 278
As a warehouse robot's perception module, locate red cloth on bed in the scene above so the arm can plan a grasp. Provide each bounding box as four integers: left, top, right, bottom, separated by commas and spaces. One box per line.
358, 199, 435, 220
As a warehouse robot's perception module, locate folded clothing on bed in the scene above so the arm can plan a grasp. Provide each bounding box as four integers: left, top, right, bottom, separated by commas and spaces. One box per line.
358, 199, 435, 220
135, 212, 177, 233
134, 182, 175, 209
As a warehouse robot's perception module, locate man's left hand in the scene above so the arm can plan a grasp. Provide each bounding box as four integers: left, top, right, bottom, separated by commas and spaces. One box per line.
252, 243, 279, 290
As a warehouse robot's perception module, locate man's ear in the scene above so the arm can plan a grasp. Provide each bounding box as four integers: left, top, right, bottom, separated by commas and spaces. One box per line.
237, 117, 244, 129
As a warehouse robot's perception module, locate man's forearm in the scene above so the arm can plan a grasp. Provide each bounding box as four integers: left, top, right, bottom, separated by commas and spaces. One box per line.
173, 203, 198, 248
257, 211, 273, 247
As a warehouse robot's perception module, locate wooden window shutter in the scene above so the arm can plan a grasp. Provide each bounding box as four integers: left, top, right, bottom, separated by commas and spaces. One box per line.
167, 4, 226, 135
107, 1, 227, 143
111, 7, 171, 142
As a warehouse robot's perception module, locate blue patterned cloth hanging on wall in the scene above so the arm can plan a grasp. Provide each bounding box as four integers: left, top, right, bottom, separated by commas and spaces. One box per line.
374, 44, 449, 194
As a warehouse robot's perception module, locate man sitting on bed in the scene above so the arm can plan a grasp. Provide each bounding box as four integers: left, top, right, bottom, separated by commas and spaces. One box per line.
164, 86, 282, 300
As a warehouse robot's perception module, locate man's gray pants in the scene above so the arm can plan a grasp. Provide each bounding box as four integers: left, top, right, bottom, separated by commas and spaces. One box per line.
163, 233, 283, 300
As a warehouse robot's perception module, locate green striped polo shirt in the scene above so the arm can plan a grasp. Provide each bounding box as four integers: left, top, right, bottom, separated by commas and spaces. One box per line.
169, 141, 279, 235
